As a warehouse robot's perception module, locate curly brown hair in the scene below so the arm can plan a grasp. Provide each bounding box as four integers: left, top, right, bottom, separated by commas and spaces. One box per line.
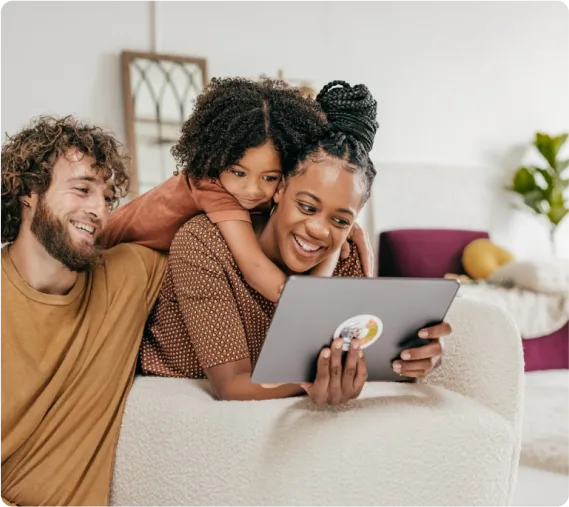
1, 115, 129, 243
172, 77, 327, 180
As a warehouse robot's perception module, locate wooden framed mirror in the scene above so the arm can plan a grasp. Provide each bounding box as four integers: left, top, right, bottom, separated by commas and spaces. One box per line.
121, 50, 207, 197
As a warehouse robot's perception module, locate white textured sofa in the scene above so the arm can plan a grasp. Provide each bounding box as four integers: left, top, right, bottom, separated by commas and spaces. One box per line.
111, 298, 524, 506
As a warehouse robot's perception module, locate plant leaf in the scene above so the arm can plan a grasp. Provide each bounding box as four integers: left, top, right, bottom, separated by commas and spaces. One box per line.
536, 167, 553, 190
523, 188, 545, 214
549, 185, 565, 207
535, 133, 568, 169
556, 159, 569, 175
547, 205, 569, 226
553, 133, 568, 153
513, 167, 536, 194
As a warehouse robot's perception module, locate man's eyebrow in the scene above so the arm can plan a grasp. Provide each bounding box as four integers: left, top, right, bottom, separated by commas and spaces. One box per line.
68, 176, 97, 183
296, 191, 355, 217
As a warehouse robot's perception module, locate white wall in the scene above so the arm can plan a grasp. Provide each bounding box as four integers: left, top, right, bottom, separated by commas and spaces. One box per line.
2, 1, 568, 258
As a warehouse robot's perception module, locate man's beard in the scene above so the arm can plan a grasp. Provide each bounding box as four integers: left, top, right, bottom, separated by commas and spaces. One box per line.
30, 196, 105, 272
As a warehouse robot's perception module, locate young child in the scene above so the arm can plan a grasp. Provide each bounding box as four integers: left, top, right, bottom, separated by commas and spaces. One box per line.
102, 77, 369, 302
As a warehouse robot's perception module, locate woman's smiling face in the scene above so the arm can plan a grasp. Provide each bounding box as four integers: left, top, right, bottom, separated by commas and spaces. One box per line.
268, 155, 367, 273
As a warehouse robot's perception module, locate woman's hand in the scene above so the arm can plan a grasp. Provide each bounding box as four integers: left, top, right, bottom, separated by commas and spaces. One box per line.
340, 222, 373, 277
300, 337, 367, 406
392, 322, 452, 378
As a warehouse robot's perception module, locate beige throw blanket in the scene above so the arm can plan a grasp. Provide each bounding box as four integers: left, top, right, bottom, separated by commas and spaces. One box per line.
458, 282, 568, 339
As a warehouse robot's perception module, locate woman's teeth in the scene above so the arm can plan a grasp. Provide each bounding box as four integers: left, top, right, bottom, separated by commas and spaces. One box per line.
293, 234, 322, 252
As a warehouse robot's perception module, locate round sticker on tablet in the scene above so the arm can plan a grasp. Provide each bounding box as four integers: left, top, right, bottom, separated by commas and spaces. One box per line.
333, 314, 383, 351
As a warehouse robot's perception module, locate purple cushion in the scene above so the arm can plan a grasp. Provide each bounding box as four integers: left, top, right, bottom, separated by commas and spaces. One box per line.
378, 229, 489, 278
523, 325, 569, 371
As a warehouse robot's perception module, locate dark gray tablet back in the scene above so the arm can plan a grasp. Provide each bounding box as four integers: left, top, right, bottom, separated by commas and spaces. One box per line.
251, 277, 459, 384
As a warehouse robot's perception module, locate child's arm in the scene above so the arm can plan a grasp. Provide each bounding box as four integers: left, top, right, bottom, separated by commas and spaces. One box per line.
101, 174, 194, 250
217, 221, 286, 303
101, 174, 250, 250
309, 248, 341, 277
310, 223, 374, 278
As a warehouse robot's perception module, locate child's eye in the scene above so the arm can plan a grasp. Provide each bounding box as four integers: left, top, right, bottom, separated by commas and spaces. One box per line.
104, 196, 113, 204
263, 175, 280, 182
231, 170, 245, 177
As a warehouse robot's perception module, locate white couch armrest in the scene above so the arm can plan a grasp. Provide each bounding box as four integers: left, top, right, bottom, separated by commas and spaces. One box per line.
421, 297, 525, 504
421, 297, 524, 426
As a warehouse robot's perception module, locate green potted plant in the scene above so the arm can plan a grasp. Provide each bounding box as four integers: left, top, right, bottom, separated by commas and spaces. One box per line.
511, 132, 569, 256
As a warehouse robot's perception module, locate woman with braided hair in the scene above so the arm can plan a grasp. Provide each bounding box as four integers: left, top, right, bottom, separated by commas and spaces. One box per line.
107, 80, 452, 405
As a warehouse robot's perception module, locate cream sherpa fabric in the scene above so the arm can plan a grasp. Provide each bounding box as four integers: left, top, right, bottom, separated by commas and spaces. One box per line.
520, 370, 568, 474
111, 298, 523, 506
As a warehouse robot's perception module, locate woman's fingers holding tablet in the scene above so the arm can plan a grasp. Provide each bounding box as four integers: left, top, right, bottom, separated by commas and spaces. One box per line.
341, 339, 358, 395
352, 343, 368, 397
303, 339, 367, 406
390, 321, 451, 378
394, 357, 439, 377
394, 340, 443, 377
328, 338, 344, 405
303, 347, 332, 406
417, 321, 452, 339
400, 340, 443, 361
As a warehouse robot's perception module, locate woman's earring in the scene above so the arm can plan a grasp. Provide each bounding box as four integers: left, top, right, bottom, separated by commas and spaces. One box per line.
270, 204, 277, 216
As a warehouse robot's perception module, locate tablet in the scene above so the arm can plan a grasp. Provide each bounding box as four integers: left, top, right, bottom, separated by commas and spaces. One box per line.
251, 276, 459, 384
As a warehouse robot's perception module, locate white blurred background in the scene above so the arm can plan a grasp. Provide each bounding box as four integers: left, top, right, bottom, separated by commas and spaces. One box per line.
2, 1, 568, 258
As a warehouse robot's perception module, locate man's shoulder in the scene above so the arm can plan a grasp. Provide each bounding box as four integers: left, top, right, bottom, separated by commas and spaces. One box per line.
102, 243, 165, 275
104, 243, 155, 263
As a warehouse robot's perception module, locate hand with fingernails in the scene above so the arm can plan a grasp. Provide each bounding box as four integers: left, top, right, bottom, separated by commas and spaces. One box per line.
300, 337, 367, 406
262, 321, 451, 404
392, 322, 452, 378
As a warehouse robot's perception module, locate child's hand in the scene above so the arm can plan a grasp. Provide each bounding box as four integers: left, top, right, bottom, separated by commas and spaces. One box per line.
340, 223, 373, 277
273, 284, 284, 306
310, 249, 341, 278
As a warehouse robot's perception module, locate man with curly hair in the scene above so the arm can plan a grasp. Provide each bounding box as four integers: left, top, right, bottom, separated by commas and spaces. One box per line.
1, 116, 167, 506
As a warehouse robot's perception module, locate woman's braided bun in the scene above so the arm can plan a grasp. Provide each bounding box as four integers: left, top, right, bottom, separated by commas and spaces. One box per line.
316, 80, 378, 154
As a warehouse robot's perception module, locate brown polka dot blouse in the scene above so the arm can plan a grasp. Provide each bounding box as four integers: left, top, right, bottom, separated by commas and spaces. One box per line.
139, 214, 364, 379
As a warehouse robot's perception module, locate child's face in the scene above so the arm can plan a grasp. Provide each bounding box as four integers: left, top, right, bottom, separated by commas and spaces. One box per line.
219, 141, 282, 210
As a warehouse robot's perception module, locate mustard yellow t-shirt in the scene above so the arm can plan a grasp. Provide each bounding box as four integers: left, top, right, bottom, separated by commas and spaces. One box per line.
1, 244, 166, 506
